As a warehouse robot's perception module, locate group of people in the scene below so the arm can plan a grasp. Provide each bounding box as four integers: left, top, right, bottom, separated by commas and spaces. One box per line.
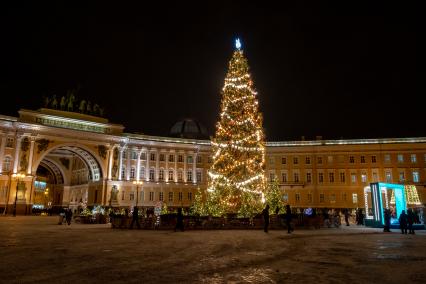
58, 208, 73, 225
262, 204, 293, 233
397, 209, 417, 234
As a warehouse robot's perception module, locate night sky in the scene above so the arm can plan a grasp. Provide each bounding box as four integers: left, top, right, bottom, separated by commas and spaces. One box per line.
1, 2, 422, 141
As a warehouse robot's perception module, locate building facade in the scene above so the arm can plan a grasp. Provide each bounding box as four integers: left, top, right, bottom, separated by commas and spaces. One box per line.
1, 108, 425, 214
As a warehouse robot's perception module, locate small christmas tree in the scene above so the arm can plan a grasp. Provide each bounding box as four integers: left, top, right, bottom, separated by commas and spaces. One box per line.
207, 39, 266, 217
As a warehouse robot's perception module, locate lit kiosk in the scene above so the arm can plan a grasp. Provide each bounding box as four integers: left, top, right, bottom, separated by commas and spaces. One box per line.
364, 182, 425, 229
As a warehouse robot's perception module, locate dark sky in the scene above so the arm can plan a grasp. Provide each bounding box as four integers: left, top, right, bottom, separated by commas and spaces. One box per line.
1, 2, 423, 141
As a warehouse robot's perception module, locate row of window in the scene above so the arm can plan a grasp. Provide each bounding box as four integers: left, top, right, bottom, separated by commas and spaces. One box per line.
282, 193, 358, 204
121, 191, 193, 202
122, 151, 205, 164
121, 167, 202, 182
275, 154, 426, 165
271, 170, 421, 184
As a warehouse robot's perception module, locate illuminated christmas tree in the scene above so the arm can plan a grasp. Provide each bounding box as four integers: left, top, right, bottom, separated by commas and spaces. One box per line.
207, 39, 266, 217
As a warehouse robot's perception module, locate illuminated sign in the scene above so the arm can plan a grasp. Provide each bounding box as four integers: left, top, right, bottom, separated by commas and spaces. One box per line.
35, 117, 110, 133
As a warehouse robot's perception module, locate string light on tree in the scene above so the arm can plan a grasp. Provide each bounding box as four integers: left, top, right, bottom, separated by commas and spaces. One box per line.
204, 38, 267, 217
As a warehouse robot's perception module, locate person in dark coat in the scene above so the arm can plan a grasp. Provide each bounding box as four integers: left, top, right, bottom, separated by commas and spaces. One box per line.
65, 208, 72, 225
344, 209, 350, 226
285, 205, 293, 233
130, 206, 140, 229
262, 204, 270, 233
399, 210, 408, 234
407, 208, 415, 234
383, 209, 391, 232
357, 208, 364, 225
175, 208, 184, 232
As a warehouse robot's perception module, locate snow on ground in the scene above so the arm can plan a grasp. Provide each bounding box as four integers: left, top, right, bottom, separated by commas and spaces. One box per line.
0, 216, 425, 283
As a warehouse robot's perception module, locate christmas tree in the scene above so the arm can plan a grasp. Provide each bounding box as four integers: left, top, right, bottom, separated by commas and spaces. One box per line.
207, 39, 266, 217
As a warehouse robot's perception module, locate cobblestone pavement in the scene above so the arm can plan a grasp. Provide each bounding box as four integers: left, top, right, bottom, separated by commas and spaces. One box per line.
0, 216, 425, 283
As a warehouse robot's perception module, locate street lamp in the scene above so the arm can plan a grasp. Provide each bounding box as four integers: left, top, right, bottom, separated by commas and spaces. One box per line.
44, 187, 49, 211
132, 180, 143, 207
12, 173, 26, 217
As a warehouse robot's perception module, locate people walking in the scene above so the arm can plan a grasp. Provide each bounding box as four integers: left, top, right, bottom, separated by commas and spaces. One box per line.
130, 206, 141, 229
357, 208, 364, 225
383, 209, 391, 232
399, 210, 408, 234
285, 205, 293, 234
407, 208, 415, 234
174, 208, 184, 232
262, 204, 270, 233
344, 209, 350, 226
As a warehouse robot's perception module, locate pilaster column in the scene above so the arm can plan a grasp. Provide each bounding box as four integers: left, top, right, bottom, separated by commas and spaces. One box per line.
174, 153, 178, 182
145, 150, 150, 181
136, 149, 141, 181
0, 136, 6, 173
183, 152, 187, 183
118, 147, 124, 181
27, 137, 36, 175
12, 135, 22, 174
107, 146, 114, 180
126, 148, 131, 180
193, 152, 197, 184
155, 149, 159, 181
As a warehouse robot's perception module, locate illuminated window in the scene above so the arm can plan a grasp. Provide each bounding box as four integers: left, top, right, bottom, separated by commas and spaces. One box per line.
351, 173, 357, 183
281, 157, 286, 164
371, 156, 377, 163
178, 170, 183, 182
169, 155, 174, 162
140, 152, 146, 160
159, 192, 164, 201
352, 193, 358, 204
306, 173, 312, 183
294, 172, 299, 182
159, 169, 164, 181
319, 194, 324, 203
149, 192, 154, 201
413, 171, 419, 183
384, 154, 391, 163
150, 153, 156, 161
130, 193, 134, 201
349, 156, 354, 163
140, 167, 145, 179
329, 172, 334, 183
361, 173, 367, 183
269, 172, 276, 181
385, 171, 392, 182
318, 173, 324, 183
411, 154, 417, 163
149, 169, 155, 180
178, 192, 183, 201
187, 156, 193, 163
121, 166, 126, 179
360, 156, 365, 163
2, 156, 11, 172
399, 171, 405, 182
159, 154, 165, 161
340, 172, 345, 183
372, 172, 378, 182
282, 193, 288, 202
281, 173, 287, 182
130, 167, 135, 179
131, 151, 137, 160
293, 157, 298, 164
305, 157, 311, 164
397, 154, 404, 163
168, 170, 174, 181
6, 137, 14, 148
295, 193, 300, 202
178, 155, 183, 163
196, 170, 202, 182
317, 157, 322, 164
187, 171, 193, 182
168, 192, 173, 202
197, 156, 202, 163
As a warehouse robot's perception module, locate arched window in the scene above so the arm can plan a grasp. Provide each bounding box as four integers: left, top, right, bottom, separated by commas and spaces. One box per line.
3, 156, 11, 172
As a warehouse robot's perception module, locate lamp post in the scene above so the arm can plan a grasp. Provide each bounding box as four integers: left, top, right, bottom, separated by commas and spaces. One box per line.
44, 187, 49, 211
12, 173, 26, 217
132, 180, 143, 208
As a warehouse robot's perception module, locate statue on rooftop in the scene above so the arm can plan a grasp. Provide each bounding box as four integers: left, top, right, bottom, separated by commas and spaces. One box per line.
93, 103, 100, 115
86, 101, 92, 114
60, 96, 67, 110
51, 95, 58, 109
79, 99, 86, 113
43, 96, 50, 108
68, 92, 75, 112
